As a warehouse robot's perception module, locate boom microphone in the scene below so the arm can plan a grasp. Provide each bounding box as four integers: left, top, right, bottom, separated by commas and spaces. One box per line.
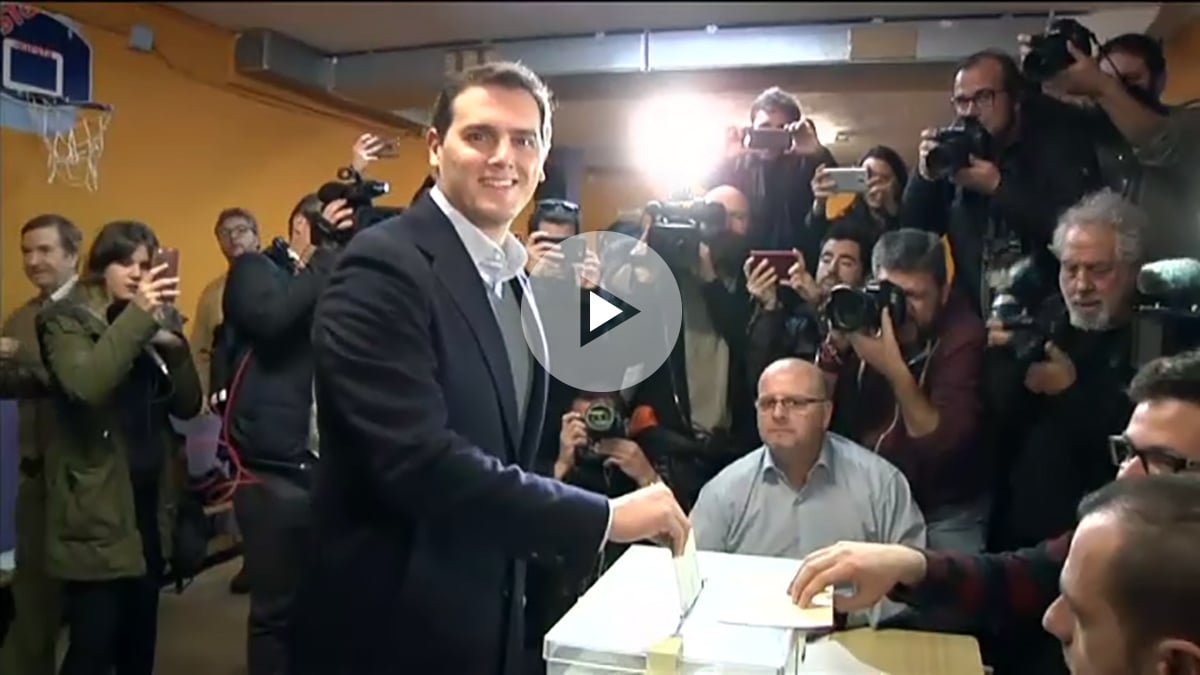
1137, 258, 1200, 304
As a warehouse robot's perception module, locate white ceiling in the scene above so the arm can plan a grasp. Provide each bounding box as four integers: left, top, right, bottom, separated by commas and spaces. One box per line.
164, 2, 1152, 53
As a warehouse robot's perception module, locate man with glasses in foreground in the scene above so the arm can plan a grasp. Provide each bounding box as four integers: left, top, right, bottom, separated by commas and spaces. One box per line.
787, 348, 1200, 671
690, 358, 926, 626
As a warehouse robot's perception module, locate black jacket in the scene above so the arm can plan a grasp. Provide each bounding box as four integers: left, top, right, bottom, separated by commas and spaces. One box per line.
220, 248, 337, 469
901, 94, 1105, 317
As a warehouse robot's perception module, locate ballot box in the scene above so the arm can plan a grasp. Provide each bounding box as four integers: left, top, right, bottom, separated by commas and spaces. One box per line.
543, 545, 814, 674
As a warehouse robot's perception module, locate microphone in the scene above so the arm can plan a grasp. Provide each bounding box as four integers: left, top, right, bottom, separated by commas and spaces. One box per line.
1136, 258, 1200, 304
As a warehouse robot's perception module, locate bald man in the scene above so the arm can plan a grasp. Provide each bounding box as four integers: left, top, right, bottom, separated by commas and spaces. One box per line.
690, 357, 926, 626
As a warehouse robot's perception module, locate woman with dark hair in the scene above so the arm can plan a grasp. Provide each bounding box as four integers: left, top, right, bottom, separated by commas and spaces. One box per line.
34, 220, 201, 675
808, 144, 909, 245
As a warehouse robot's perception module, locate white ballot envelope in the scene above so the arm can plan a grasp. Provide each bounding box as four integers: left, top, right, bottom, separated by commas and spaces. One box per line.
715, 584, 835, 630
673, 529, 703, 616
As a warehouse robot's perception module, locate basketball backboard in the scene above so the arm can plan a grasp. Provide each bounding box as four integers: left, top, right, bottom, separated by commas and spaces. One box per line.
1, 2, 95, 132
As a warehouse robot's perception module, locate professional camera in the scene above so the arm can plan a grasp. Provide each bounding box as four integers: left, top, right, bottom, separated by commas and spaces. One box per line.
1022, 17, 1096, 83
825, 280, 907, 335
990, 254, 1058, 364
926, 116, 993, 180
310, 166, 404, 247
1131, 258, 1200, 367
575, 400, 629, 465
643, 200, 728, 272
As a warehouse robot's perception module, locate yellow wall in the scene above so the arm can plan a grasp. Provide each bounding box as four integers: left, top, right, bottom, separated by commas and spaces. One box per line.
1164, 17, 1200, 104
1, 2, 429, 320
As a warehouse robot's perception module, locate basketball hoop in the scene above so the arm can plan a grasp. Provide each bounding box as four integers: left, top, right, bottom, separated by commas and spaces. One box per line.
1, 89, 112, 192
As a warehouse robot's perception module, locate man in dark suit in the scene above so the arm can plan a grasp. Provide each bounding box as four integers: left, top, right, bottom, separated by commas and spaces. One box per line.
289, 61, 691, 675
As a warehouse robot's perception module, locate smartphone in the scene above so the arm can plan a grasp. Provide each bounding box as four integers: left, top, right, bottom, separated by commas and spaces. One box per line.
744, 128, 793, 152
748, 250, 798, 279
152, 247, 180, 279
824, 167, 870, 193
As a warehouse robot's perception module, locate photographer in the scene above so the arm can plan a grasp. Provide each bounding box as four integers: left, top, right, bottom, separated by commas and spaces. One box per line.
707, 87, 838, 270
988, 190, 1143, 552
809, 145, 908, 242
745, 219, 875, 367
605, 187, 757, 508
219, 195, 353, 675
902, 49, 1104, 318
1030, 30, 1199, 259
818, 229, 988, 552
524, 198, 600, 289
524, 391, 661, 669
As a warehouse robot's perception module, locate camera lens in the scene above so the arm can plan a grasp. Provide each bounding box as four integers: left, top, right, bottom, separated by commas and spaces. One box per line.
826, 286, 871, 333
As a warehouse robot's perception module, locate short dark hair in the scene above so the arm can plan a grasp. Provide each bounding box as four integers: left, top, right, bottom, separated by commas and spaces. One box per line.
1077, 474, 1200, 652
20, 213, 83, 258
957, 49, 1028, 100
859, 145, 909, 194
871, 228, 948, 287
1128, 349, 1200, 406
214, 207, 259, 235
430, 61, 554, 147
529, 199, 581, 234
288, 193, 321, 238
1100, 33, 1167, 93
85, 220, 159, 281
820, 220, 875, 268
749, 87, 802, 125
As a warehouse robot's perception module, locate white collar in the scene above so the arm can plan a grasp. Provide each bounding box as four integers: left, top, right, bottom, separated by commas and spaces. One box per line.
429, 185, 528, 288
48, 274, 78, 303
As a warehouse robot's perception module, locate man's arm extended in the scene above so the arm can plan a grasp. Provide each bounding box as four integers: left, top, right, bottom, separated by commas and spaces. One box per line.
312, 230, 612, 565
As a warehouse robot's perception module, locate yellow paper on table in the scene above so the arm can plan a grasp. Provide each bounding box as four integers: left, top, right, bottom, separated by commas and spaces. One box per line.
716, 586, 835, 630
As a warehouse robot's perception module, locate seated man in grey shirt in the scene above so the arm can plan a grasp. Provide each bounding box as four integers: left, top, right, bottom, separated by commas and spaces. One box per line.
691, 358, 926, 625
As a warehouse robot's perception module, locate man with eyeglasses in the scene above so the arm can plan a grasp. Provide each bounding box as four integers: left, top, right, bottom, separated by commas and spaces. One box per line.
690, 358, 926, 627
785, 347, 1200, 674
902, 49, 1104, 317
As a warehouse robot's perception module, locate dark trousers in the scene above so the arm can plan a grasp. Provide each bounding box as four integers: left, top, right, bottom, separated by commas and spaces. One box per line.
234, 469, 312, 675
60, 480, 162, 675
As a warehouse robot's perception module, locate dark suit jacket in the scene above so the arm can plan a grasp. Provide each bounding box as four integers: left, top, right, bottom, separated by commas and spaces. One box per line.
289, 195, 612, 675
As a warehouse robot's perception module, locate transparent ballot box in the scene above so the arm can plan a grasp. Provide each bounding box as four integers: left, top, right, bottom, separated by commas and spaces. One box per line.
543, 545, 812, 674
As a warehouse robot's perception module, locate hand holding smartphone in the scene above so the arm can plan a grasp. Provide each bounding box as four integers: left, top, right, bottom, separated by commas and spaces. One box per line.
151, 247, 181, 303
748, 250, 798, 279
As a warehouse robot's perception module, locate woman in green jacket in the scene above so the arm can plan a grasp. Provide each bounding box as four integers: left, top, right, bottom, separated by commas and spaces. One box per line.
35, 220, 201, 675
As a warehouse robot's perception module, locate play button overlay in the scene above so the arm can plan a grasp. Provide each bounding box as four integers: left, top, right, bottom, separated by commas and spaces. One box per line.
521, 231, 682, 394
581, 287, 640, 347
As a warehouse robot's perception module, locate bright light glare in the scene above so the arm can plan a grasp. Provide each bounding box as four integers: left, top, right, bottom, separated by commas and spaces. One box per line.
630, 94, 728, 195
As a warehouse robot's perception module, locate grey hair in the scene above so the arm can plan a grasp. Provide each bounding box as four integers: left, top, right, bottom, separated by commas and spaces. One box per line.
1051, 189, 1147, 264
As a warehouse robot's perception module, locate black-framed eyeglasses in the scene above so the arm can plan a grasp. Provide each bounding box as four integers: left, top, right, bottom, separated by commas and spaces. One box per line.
536, 199, 580, 213
1109, 435, 1200, 475
951, 88, 1004, 111
754, 395, 828, 413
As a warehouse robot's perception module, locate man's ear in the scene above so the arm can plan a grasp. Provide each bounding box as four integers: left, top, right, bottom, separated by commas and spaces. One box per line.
426, 128, 442, 172
1154, 639, 1200, 675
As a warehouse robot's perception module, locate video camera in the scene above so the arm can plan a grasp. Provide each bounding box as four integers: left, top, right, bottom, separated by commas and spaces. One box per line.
1132, 258, 1200, 368
990, 254, 1060, 364
825, 280, 908, 335
575, 400, 629, 466
1022, 17, 1096, 83
926, 116, 993, 180
643, 200, 726, 270
311, 166, 404, 247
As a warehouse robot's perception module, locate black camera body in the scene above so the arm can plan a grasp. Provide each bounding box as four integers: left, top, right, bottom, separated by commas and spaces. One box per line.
1022, 18, 1096, 82
825, 280, 908, 335
990, 254, 1059, 364
926, 116, 993, 180
575, 401, 629, 466
643, 200, 727, 272
311, 167, 403, 248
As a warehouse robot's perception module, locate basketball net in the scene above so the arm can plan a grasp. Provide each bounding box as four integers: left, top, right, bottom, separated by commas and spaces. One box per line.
20, 93, 112, 193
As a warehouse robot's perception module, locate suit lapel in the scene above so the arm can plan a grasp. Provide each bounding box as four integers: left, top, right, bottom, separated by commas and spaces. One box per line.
408, 196, 522, 457
512, 274, 548, 469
